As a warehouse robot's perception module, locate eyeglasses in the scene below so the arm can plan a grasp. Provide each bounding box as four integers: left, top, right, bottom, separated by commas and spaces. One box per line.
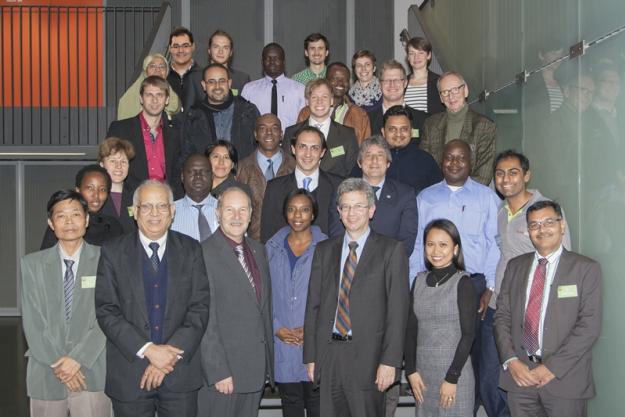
439, 84, 465, 97
338, 204, 369, 213
170, 43, 192, 50
380, 78, 405, 86
204, 78, 229, 86
147, 63, 167, 71
527, 217, 562, 231
137, 203, 170, 214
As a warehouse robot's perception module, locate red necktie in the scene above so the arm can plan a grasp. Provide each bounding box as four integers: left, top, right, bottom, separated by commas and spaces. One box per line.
523, 258, 548, 355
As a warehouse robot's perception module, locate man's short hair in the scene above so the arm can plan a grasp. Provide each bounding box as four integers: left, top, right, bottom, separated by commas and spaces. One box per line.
290, 125, 328, 150
379, 59, 407, 80
47, 189, 88, 219
75, 164, 112, 192
358, 135, 393, 164
304, 33, 329, 50
133, 179, 174, 207
140, 75, 170, 97
326, 62, 350, 78
405, 36, 432, 55
383, 105, 412, 127
437, 71, 466, 91
305, 78, 333, 99
337, 178, 375, 207
526, 200, 563, 222
205, 140, 239, 175
262, 42, 285, 58
169, 26, 194, 45
217, 186, 252, 211
494, 149, 530, 174
209, 29, 233, 48
202, 63, 230, 80
98, 137, 136, 162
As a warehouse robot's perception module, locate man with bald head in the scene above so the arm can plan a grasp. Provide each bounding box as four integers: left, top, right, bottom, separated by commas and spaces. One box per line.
198, 186, 273, 417
419, 71, 497, 185
408, 139, 500, 413
237, 114, 296, 240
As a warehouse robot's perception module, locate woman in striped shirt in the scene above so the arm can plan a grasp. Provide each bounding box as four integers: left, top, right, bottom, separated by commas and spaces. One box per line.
404, 37, 445, 115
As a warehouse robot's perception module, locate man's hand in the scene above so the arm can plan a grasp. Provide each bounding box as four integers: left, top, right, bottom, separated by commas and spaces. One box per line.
276, 327, 301, 345
51, 356, 81, 383
140, 364, 166, 391
478, 289, 493, 320
508, 359, 540, 387
215, 376, 234, 395
532, 364, 555, 388
306, 363, 315, 382
64, 371, 87, 392
292, 326, 304, 345
406, 372, 426, 404
375, 364, 395, 392
144, 344, 183, 373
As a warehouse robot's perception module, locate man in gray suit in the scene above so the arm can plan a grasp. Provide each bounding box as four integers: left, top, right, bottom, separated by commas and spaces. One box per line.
95, 180, 210, 417
198, 186, 274, 417
21, 190, 110, 417
304, 178, 409, 417
494, 200, 602, 417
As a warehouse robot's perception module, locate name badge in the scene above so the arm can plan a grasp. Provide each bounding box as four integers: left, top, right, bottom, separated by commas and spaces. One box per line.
127, 206, 134, 217
81, 276, 97, 289
557, 284, 578, 298
330, 146, 345, 158
411, 128, 419, 138
232, 88, 239, 96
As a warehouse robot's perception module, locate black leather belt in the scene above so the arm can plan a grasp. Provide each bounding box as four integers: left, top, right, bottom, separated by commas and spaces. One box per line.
331, 333, 352, 341
528, 354, 542, 364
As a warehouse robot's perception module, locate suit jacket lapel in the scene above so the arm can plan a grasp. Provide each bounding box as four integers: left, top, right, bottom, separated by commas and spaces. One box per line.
543, 249, 571, 351
328, 237, 342, 302
68, 243, 98, 336
459, 110, 475, 143
162, 116, 177, 181
44, 247, 65, 328
326, 121, 339, 149
516, 254, 534, 323
164, 233, 182, 323
126, 233, 149, 324
215, 232, 260, 307
352, 232, 376, 286
131, 116, 149, 179
247, 238, 268, 309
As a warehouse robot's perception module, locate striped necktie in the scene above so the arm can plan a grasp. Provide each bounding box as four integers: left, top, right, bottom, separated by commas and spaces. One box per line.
335, 241, 358, 336
63, 259, 75, 322
523, 258, 548, 355
235, 244, 257, 295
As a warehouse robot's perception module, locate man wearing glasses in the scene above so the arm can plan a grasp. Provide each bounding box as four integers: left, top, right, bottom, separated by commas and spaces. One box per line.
95, 180, 210, 417
167, 27, 205, 112
419, 71, 496, 185
304, 178, 409, 417
182, 63, 260, 161
368, 60, 428, 138
494, 200, 601, 417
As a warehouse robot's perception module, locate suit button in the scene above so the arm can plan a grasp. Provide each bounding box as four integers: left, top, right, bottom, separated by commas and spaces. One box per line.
155, 304, 160, 309
154, 326, 160, 331
144, 324, 149, 330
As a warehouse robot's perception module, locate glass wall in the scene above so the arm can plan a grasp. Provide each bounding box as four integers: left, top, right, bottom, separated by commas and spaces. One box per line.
414, 1, 625, 415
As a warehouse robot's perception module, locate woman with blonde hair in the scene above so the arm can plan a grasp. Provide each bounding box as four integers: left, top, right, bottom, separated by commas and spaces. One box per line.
117, 53, 181, 120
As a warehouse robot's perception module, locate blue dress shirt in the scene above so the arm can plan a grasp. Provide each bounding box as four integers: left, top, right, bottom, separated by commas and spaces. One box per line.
256, 149, 284, 178
170, 194, 219, 241
408, 178, 500, 288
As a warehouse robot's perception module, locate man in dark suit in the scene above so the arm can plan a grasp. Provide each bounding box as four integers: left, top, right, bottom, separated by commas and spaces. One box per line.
107, 75, 183, 198
261, 125, 342, 242
95, 180, 210, 417
198, 186, 273, 417
329, 135, 417, 256
282, 78, 359, 178
367, 60, 427, 139
419, 71, 496, 185
494, 200, 602, 417
304, 178, 409, 417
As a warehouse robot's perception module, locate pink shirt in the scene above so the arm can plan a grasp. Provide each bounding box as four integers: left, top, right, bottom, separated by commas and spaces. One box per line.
139, 113, 166, 181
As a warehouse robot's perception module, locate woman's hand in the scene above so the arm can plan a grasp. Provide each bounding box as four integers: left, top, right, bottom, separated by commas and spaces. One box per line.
439, 381, 457, 409
407, 372, 426, 404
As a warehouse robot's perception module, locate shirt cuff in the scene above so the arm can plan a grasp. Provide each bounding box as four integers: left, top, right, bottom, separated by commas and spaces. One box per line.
502, 356, 518, 371
137, 342, 153, 359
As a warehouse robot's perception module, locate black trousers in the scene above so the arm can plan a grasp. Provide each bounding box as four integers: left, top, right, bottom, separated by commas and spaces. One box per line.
111, 386, 198, 417
277, 381, 320, 417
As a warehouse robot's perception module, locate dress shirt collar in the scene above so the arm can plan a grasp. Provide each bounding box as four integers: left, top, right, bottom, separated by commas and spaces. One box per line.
58, 241, 84, 262
182, 193, 217, 208
139, 230, 168, 260
343, 227, 371, 253
294, 168, 320, 191
256, 149, 284, 173
534, 244, 563, 264
264, 73, 286, 84
308, 116, 331, 139
365, 177, 385, 200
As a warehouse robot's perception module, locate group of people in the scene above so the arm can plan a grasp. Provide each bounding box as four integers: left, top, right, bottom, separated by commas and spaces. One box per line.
20, 26, 603, 417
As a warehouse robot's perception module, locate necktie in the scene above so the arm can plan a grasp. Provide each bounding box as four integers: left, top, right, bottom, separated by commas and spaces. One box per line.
149, 242, 160, 272
523, 258, 548, 355
314, 123, 324, 130
271, 79, 278, 115
302, 177, 312, 191
193, 204, 212, 242
372, 185, 380, 203
265, 159, 275, 180
63, 259, 75, 321
336, 241, 358, 336
234, 244, 258, 299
